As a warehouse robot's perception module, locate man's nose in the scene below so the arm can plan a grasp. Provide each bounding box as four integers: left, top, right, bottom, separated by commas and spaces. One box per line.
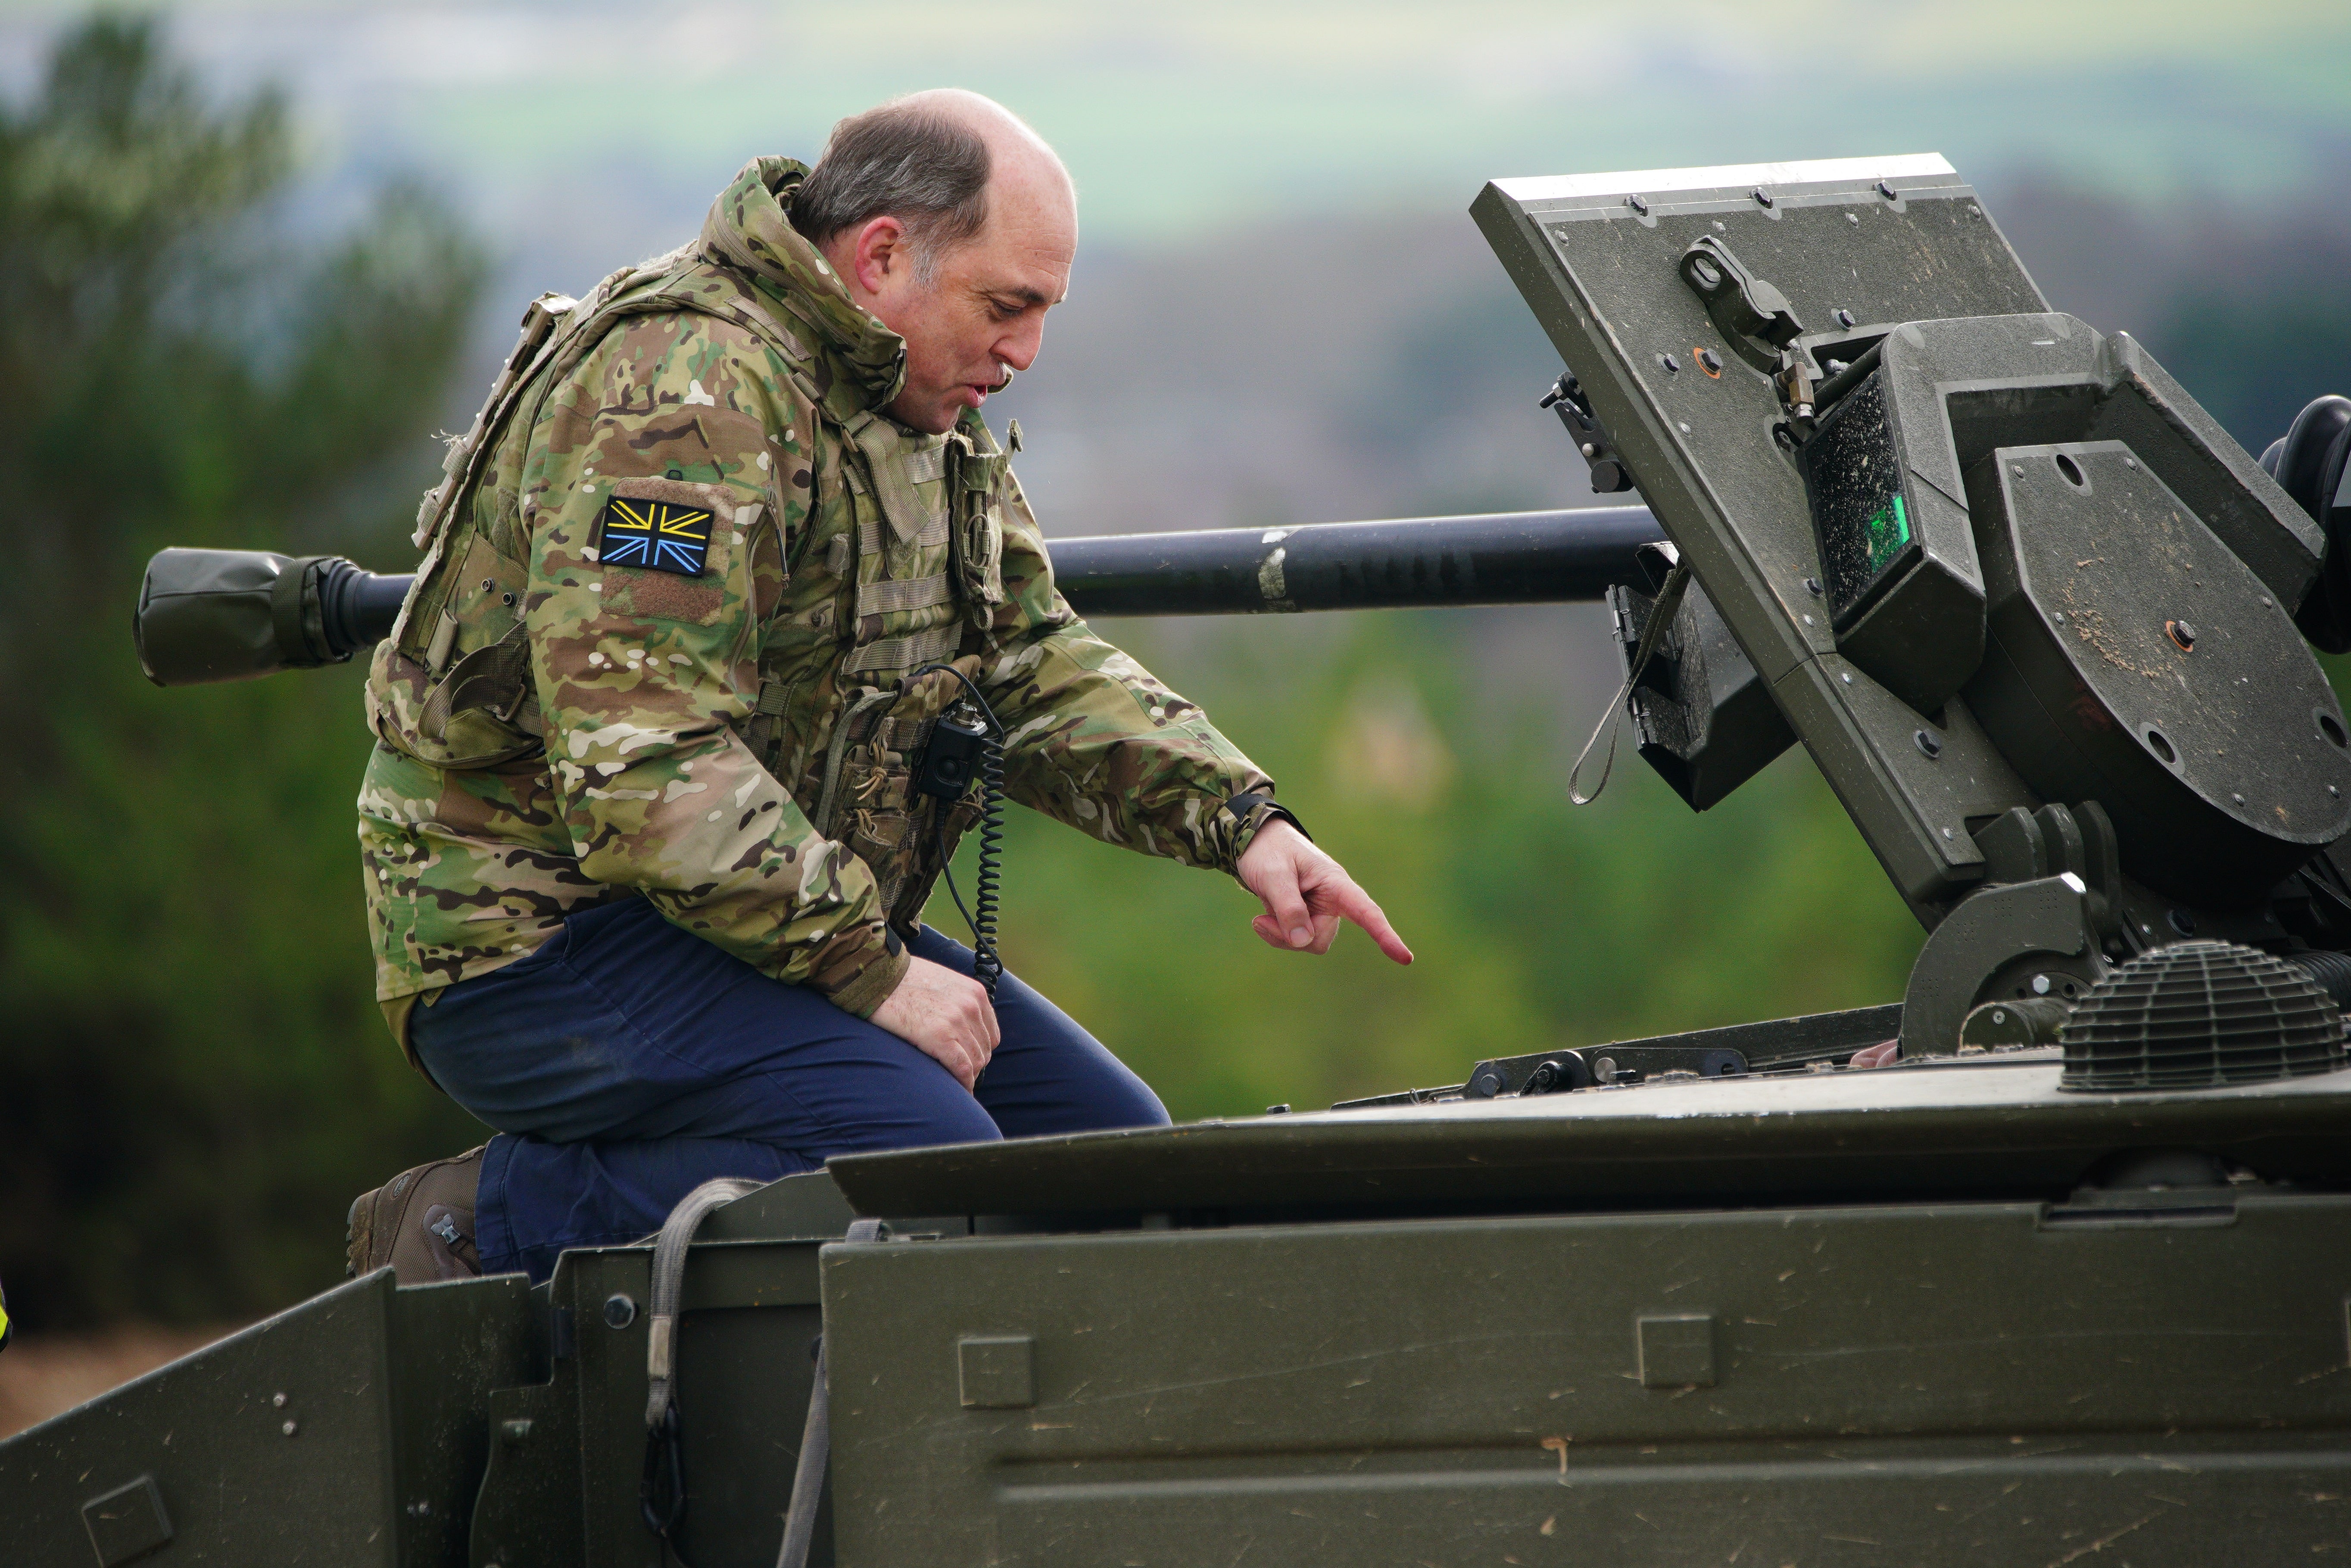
995, 318, 1045, 373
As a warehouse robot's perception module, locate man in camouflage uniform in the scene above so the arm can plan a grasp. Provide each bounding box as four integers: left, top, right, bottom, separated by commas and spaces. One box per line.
346, 91, 1410, 1285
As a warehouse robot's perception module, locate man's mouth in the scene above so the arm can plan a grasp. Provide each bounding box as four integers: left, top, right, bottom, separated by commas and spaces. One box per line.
959, 365, 1015, 408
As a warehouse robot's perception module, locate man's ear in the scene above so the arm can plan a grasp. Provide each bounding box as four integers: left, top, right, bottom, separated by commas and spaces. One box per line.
851, 215, 907, 298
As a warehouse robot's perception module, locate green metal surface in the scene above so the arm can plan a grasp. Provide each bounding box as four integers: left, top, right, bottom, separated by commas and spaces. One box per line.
827, 1053, 2351, 1218
22, 149, 2351, 1568
820, 1196, 2351, 1566
0, 1268, 540, 1565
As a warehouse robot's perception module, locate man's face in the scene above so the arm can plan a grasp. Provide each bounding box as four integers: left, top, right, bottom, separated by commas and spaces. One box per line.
827, 161, 1076, 436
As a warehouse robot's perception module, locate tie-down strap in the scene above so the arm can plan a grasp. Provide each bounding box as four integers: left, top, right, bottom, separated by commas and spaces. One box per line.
642, 1176, 765, 1430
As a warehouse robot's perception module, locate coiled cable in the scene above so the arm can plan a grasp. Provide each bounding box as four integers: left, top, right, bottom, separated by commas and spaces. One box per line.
911, 664, 1006, 1003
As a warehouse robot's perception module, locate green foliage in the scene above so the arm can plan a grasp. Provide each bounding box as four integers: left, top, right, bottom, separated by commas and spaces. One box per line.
939, 612, 1920, 1120
0, 17, 2330, 1337
0, 19, 490, 1328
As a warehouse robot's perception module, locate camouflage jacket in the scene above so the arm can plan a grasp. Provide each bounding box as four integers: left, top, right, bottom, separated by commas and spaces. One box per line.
358, 158, 1283, 1058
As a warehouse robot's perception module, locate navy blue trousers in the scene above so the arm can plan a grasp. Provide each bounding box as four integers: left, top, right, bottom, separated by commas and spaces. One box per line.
409, 898, 1168, 1281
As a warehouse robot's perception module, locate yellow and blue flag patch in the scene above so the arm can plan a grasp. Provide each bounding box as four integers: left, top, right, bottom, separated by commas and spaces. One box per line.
596, 495, 713, 577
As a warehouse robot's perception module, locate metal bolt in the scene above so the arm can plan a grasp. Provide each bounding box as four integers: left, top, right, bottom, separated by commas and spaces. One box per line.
1835, 308, 1856, 328
2233, 793, 2245, 806
1752, 187, 1774, 208
2168, 619, 2198, 651
1580, 442, 1596, 457
2260, 596, 2273, 607
2031, 974, 2052, 996
1805, 577, 1823, 596
282, 1420, 298, 1437
1627, 194, 1649, 215
1697, 347, 1724, 374
1802, 614, 1815, 626
272, 1392, 287, 1408
1846, 212, 1859, 226
604, 1293, 639, 1330
1840, 672, 1853, 684
1876, 180, 1898, 200
1941, 827, 1954, 840
1914, 729, 1943, 759
1660, 353, 1680, 373
2332, 785, 2341, 797
481, 579, 493, 592
1264, 1103, 1291, 1115
502, 592, 516, 607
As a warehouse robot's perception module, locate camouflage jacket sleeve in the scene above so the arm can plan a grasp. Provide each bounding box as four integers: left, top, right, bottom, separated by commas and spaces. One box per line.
523, 311, 906, 1016
976, 467, 1281, 875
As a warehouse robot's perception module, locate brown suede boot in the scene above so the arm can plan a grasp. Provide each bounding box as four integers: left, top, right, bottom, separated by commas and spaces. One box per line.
346, 1146, 486, 1284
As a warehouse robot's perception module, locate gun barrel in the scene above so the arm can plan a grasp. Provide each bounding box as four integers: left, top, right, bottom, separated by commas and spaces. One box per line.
1055, 506, 1663, 616
134, 507, 1665, 686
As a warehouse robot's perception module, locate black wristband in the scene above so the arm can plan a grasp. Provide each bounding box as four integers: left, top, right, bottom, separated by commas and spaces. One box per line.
1225, 790, 1310, 843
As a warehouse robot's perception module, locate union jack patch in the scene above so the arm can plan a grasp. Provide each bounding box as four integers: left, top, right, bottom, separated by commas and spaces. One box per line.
596, 495, 713, 576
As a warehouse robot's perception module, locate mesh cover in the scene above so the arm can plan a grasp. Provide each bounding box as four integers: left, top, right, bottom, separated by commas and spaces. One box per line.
2059, 940, 2347, 1092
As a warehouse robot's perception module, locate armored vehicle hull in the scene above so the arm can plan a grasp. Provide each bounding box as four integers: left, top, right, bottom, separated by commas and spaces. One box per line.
21, 149, 2351, 1565
11, 1025, 2351, 1566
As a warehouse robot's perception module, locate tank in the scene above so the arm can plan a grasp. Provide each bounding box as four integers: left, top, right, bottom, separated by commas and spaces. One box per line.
12, 150, 2351, 1568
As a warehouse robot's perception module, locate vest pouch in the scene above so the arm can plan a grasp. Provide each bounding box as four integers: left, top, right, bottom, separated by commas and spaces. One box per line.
836, 747, 920, 917
813, 661, 987, 931
952, 445, 1007, 613
841, 756, 988, 933
374, 531, 541, 768
415, 623, 542, 768
914, 791, 984, 922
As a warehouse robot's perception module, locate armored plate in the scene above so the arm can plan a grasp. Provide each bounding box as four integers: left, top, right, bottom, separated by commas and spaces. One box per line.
1969, 442, 2351, 903
1472, 155, 2332, 927
827, 1052, 2351, 1219
822, 1190, 2351, 1568
1475, 156, 2049, 912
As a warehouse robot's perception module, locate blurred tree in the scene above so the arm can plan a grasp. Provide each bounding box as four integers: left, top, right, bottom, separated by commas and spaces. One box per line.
956, 608, 1924, 1122
1, 17, 2329, 1342
0, 18, 490, 1328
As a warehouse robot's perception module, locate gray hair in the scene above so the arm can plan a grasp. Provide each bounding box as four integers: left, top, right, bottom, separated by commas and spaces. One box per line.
792, 99, 992, 284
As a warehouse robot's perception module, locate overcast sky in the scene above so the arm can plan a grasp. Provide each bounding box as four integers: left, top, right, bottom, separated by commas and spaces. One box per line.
4, 0, 2346, 262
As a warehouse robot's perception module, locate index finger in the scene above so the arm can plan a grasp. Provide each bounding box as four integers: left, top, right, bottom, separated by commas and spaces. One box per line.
1331, 878, 1412, 965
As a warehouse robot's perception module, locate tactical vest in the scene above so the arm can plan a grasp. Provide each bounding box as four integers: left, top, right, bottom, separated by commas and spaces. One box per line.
374, 248, 1012, 931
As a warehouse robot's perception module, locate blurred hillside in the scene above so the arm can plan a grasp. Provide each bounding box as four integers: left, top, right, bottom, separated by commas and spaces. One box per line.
0, 7, 2346, 1332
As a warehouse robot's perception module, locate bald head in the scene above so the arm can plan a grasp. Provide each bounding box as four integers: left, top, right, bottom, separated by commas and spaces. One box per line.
792, 89, 1073, 283
898, 87, 1069, 190
796, 90, 1079, 432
